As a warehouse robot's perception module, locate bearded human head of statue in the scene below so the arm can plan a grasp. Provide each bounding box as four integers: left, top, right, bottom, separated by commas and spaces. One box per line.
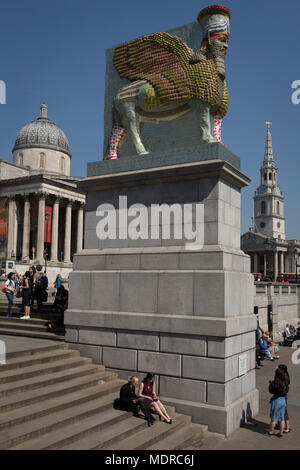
190, 5, 231, 80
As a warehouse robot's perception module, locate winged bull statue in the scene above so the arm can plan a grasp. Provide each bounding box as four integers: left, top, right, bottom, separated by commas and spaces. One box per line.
106, 5, 231, 159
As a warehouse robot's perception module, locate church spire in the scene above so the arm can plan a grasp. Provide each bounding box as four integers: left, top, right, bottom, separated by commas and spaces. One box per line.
264, 121, 274, 163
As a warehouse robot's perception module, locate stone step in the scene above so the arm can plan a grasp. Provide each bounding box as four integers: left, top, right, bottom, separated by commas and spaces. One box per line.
0, 348, 80, 373
12, 407, 129, 450
0, 356, 91, 385
0, 386, 123, 449
0, 363, 104, 398
0, 327, 64, 342
0, 320, 49, 333
61, 414, 149, 450
0, 369, 117, 412
60, 407, 176, 451
103, 412, 191, 450
4, 342, 68, 361
0, 316, 49, 326
147, 422, 208, 450
0, 380, 124, 432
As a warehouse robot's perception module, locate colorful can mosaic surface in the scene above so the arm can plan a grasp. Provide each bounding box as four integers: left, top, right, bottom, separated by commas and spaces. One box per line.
113, 32, 228, 117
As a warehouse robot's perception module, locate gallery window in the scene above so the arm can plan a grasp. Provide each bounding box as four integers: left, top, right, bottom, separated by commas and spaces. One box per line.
39, 153, 45, 169
60, 157, 65, 173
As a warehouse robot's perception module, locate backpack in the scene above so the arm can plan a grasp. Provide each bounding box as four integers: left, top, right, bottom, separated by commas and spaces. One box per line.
39, 275, 48, 288
1, 282, 6, 293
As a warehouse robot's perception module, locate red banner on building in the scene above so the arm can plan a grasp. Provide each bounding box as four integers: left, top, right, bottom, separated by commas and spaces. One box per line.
44, 206, 52, 243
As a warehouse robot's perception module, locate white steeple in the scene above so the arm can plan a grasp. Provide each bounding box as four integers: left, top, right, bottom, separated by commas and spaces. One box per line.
253, 122, 286, 240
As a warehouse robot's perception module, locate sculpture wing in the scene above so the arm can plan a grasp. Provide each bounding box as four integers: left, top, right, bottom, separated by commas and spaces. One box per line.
113, 32, 192, 104
113, 32, 228, 116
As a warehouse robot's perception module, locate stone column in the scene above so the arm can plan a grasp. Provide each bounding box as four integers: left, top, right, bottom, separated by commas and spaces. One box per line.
254, 252, 258, 273
51, 197, 60, 262
274, 251, 278, 281
22, 195, 31, 260
64, 201, 72, 263
7, 196, 17, 258
280, 251, 284, 274
76, 203, 84, 253
36, 193, 46, 262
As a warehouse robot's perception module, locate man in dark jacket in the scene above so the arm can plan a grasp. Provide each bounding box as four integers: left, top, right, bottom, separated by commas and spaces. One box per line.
120, 376, 154, 425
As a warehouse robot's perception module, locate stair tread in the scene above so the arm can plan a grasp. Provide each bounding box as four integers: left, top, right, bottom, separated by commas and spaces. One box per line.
0, 327, 64, 341
0, 369, 116, 410
0, 380, 124, 430
103, 413, 190, 450
10, 405, 128, 450
0, 389, 123, 449
0, 356, 91, 382
2, 348, 79, 371
4, 343, 68, 360
147, 422, 207, 450
61, 416, 146, 450
0, 316, 48, 325
0, 321, 49, 331
0, 363, 104, 396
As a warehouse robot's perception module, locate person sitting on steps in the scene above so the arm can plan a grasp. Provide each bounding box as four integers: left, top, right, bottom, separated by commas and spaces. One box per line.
119, 376, 155, 427
139, 373, 172, 424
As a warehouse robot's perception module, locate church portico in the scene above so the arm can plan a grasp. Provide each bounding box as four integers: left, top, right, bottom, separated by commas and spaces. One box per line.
242, 123, 300, 281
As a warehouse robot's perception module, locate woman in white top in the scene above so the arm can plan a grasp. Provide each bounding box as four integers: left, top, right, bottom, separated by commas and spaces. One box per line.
5, 272, 16, 318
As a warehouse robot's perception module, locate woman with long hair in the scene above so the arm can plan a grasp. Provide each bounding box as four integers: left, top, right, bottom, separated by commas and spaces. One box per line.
4, 272, 16, 317
268, 366, 289, 437
139, 373, 172, 424
277, 364, 291, 433
21, 271, 31, 319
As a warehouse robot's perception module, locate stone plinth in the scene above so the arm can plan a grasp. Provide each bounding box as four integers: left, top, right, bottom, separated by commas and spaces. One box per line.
65, 147, 259, 436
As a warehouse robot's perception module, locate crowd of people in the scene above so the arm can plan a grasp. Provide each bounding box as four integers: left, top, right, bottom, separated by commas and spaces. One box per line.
2, 267, 68, 326
284, 323, 300, 341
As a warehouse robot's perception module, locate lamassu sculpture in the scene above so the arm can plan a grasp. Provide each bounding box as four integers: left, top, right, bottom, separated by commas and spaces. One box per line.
106, 5, 231, 159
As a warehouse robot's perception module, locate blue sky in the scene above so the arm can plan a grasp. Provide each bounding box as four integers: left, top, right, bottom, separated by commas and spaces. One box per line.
0, 0, 299, 237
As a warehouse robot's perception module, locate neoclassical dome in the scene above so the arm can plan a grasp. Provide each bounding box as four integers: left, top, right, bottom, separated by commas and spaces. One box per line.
12, 103, 71, 157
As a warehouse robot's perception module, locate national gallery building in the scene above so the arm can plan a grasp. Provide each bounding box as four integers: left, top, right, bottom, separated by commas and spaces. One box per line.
0, 103, 85, 282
